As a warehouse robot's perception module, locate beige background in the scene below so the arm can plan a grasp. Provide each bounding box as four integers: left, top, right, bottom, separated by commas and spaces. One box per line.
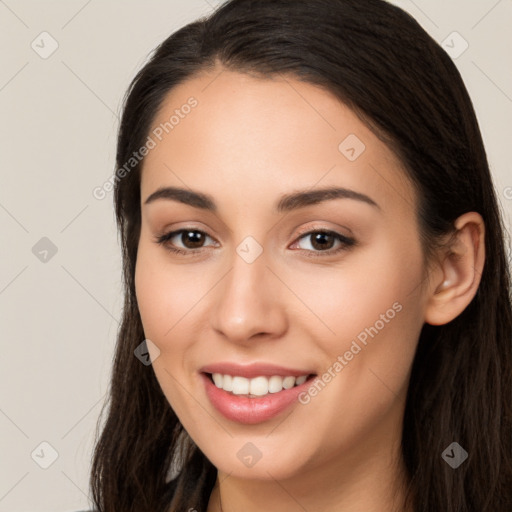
0, 0, 511, 510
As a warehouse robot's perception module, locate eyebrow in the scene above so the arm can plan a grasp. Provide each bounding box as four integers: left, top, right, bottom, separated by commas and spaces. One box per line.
143, 186, 380, 212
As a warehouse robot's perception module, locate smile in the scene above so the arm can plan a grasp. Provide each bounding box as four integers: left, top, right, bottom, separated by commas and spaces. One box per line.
209, 373, 309, 397
199, 362, 317, 424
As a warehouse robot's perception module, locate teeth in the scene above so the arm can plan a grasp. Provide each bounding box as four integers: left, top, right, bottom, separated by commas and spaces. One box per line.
212, 373, 223, 388
295, 375, 307, 385
268, 375, 283, 393
223, 374, 233, 392
211, 373, 310, 396
282, 376, 295, 389
232, 376, 249, 395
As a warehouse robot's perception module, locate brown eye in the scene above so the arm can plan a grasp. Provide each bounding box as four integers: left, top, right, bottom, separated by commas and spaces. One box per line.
309, 232, 336, 250
155, 228, 218, 254
291, 229, 356, 257
180, 230, 207, 248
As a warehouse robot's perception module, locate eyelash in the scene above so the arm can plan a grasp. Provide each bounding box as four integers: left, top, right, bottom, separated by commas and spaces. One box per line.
154, 227, 357, 258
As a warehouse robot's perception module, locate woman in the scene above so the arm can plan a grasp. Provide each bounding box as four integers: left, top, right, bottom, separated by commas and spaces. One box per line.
89, 0, 512, 511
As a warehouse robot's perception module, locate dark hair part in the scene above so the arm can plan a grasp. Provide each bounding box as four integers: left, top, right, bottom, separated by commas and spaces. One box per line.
90, 1, 512, 511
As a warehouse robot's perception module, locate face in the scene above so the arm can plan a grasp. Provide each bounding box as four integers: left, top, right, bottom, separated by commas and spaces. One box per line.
135, 68, 430, 483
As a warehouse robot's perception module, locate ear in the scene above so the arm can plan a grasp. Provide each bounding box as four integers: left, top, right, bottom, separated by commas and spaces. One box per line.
424, 212, 485, 326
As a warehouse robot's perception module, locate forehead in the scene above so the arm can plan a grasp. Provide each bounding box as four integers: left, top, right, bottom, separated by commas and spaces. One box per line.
140, 68, 417, 218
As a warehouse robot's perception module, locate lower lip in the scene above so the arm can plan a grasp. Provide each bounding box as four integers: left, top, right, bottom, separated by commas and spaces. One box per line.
201, 373, 315, 424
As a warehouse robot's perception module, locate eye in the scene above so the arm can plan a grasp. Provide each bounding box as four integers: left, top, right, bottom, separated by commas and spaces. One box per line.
290, 229, 356, 257
154, 227, 356, 258
154, 228, 218, 255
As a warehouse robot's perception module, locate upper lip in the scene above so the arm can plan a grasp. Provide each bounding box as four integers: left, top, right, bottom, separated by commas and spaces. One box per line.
200, 362, 316, 379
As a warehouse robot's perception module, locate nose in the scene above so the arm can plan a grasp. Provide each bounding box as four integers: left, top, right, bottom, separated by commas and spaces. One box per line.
210, 248, 289, 344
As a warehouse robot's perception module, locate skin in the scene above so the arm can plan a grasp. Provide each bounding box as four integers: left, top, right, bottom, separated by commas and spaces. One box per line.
134, 66, 485, 512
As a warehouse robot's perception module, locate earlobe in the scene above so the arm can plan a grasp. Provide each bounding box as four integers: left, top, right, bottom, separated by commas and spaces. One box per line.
424, 212, 485, 326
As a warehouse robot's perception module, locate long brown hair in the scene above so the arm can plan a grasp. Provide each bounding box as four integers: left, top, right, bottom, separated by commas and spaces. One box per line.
90, 1, 512, 510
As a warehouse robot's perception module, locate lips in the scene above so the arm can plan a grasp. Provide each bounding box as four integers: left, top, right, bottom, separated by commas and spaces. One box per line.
200, 361, 315, 379
199, 362, 317, 424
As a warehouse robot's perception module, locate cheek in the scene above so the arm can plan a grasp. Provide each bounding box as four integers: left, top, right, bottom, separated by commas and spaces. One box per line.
134, 245, 202, 418
287, 244, 424, 450
134, 254, 166, 341
135, 240, 204, 343
134, 239, 221, 408
293, 237, 423, 337
285, 234, 425, 398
